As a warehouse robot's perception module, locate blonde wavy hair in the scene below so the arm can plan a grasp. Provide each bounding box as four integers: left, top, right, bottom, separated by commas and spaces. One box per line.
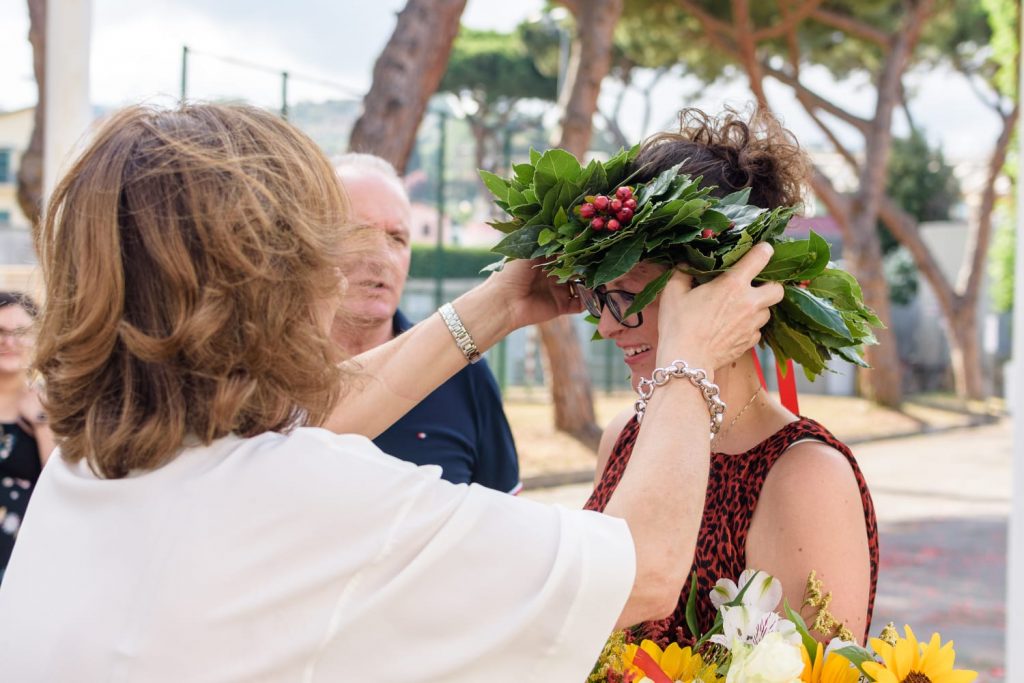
35, 103, 351, 478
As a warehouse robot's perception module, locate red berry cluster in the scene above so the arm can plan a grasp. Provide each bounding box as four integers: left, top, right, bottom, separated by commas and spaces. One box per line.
578, 186, 637, 232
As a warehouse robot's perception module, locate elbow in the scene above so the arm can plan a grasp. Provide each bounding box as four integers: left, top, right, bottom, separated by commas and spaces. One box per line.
639, 562, 688, 621
650, 590, 680, 621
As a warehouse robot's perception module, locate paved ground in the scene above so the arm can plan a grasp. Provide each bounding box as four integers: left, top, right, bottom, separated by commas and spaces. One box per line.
522, 421, 1012, 680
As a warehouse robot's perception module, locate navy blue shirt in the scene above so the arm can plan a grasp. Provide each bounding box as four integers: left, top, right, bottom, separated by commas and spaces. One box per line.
372, 310, 521, 493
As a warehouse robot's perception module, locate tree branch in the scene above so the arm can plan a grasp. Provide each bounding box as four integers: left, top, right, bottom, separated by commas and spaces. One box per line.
959, 103, 1019, 301
675, 0, 735, 38
732, 0, 769, 107
555, 0, 582, 16
899, 81, 919, 138
761, 62, 872, 132
809, 7, 890, 48
808, 169, 852, 230
807, 108, 862, 173
878, 196, 957, 317
753, 0, 823, 41
965, 70, 1009, 115
597, 110, 630, 149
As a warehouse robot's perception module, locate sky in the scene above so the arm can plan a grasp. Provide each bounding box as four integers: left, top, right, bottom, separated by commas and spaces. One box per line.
0, 0, 1006, 166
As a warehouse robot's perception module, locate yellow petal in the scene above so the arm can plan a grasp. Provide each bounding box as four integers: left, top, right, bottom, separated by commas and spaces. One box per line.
869, 638, 896, 670
822, 654, 859, 683
932, 671, 978, 683
660, 643, 684, 678
861, 661, 898, 683
640, 640, 664, 662
892, 634, 917, 679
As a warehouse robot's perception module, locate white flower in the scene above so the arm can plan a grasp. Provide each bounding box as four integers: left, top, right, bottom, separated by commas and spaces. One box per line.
824, 636, 858, 659
726, 632, 804, 683
710, 569, 783, 613
710, 606, 803, 648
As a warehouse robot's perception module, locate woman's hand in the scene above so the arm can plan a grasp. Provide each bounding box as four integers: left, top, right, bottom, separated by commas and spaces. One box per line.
483, 259, 584, 332
657, 243, 783, 372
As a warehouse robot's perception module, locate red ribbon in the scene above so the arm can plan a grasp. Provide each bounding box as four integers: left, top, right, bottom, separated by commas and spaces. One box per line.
750, 348, 800, 415
632, 649, 674, 683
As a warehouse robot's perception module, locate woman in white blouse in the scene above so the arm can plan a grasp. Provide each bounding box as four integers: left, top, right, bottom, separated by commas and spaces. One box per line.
0, 103, 781, 682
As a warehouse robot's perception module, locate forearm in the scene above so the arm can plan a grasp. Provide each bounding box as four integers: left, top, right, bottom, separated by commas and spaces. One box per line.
323, 281, 512, 437
605, 376, 711, 628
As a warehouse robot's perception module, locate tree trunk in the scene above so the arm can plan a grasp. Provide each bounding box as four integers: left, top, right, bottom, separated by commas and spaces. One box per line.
347, 0, 467, 172
811, 169, 904, 406
16, 0, 45, 228
467, 115, 490, 176
841, 2, 932, 407
532, 0, 623, 450
554, 0, 623, 154
537, 317, 603, 449
948, 304, 985, 400
731, 0, 769, 108
844, 212, 905, 407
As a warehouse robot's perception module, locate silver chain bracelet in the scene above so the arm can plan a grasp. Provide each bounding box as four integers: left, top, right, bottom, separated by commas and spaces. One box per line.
634, 360, 727, 438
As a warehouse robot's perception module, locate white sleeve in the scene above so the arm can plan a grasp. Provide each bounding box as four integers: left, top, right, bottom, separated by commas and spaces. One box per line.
323, 479, 636, 683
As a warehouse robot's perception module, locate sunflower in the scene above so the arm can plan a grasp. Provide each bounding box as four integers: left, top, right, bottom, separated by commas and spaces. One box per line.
800, 642, 859, 683
861, 626, 977, 683
624, 640, 722, 683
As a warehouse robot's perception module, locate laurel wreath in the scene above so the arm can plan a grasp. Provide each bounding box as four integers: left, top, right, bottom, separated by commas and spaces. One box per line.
481, 146, 881, 380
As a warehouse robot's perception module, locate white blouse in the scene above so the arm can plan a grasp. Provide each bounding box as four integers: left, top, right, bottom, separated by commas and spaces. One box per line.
0, 427, 635, 682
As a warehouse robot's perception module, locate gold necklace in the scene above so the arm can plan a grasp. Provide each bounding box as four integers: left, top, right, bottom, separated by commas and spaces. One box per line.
711, 387, 762, 448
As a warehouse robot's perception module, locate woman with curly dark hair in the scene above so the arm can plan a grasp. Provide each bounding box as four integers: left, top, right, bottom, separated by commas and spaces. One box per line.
582, 108, 879, 646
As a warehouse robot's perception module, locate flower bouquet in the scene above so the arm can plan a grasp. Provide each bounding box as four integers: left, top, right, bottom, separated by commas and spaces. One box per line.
589, 570, 976, 683
481, 147, 881, 380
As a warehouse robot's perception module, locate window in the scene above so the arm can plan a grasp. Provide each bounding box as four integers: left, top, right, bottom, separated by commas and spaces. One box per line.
0, 150, 10, 184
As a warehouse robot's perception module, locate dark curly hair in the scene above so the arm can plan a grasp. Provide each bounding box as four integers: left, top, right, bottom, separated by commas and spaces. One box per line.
631, 107, 810, 210
0, 291, 38, 318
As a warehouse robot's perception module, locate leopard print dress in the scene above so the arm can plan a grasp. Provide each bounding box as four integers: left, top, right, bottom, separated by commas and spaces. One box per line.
584, 416, 879, 645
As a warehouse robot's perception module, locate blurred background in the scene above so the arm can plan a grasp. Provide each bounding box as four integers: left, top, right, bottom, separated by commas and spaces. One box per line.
0, 0, 1018, 679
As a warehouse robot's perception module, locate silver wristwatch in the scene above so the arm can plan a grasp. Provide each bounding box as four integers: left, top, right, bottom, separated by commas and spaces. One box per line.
439, 302, 482, 364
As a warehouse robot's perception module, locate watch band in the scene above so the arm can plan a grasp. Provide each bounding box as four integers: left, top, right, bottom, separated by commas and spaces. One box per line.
438, 302, 482, 364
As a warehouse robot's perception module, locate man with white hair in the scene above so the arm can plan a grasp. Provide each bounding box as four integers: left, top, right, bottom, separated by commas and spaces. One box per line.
333, 153, 521, 493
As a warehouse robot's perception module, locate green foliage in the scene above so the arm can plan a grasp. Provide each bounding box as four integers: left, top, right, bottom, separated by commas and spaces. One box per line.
482, 148, 880, 380
517, 14, 565, 81
616, 0, 907, 80
439, 27, 557, 106
879, 129, 960, 303
409, 244, 498, 279
989, 210, 1016, 313
925, 0, 1016, 99
612, 0, 1002, 93
883, 249, 919, 306
887, 130, 961, 223
983, 0, 1019, 98
617, 0, 733, 82
979, 0, 1018, 314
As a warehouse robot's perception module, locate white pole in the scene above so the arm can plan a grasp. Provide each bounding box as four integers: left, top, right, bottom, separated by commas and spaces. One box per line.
43, 0, 93, 201
1006, 14, 1024, 678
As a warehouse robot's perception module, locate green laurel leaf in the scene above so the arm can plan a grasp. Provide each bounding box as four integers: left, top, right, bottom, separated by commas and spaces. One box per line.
594, 236, 645, 286
623, 268, 674, 319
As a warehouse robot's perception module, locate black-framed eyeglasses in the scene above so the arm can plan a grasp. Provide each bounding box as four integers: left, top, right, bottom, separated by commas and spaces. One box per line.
571, 281, 644, 328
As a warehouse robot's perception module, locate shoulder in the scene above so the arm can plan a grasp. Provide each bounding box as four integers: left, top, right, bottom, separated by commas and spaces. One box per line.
600, 407, 635, 454
231, 428, 440, 499
759, 439, 864, 518
595, 407, 635, 483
